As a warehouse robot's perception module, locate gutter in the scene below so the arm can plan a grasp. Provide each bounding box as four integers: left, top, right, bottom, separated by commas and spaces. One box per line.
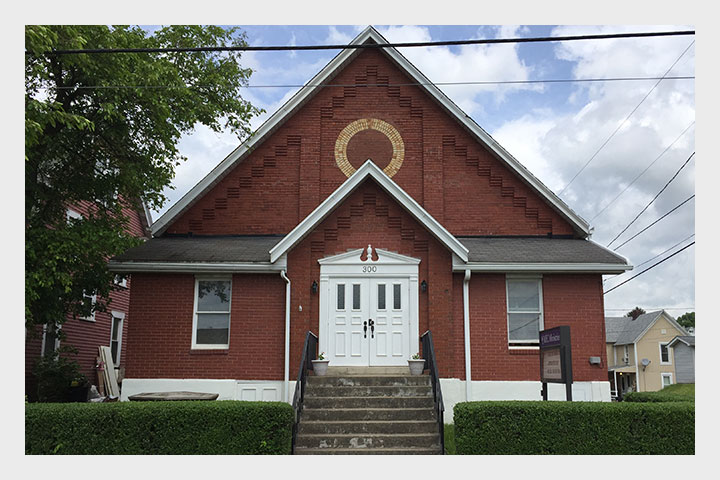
463, 269, 472, 401
280, 269, 291, 403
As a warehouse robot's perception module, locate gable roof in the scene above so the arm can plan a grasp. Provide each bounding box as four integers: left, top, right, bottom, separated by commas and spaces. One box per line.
151, 26, 591, 238
269, 160, 470, 263
667, 335, 695, 348
605, 310, 688, 346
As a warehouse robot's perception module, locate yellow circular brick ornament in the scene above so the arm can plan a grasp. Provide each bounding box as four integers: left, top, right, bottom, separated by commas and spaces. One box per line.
335, 118, 405, 178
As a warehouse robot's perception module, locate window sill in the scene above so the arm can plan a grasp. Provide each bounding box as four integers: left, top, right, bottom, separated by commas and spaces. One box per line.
189, 348, 230, 355
508, 347, 539, 355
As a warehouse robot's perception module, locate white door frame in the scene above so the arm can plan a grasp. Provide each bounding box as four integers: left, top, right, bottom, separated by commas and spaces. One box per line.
318, 245, 420, 366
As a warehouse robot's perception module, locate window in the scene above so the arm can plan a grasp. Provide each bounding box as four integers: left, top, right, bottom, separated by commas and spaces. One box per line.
41, 323, 60, 357
377, 283, 386, 310
661, 373, 673, 388
114, 274, 128, 289
193, 278, 232, 349
79, 291, 96, 322
352, 284, 361, 310
393, 284, 402, 310
506, 277, 543, 346
110, 312, 124, 365
659, 342, 671, 365
623, 345, 630, 364
336, 284, 345, 310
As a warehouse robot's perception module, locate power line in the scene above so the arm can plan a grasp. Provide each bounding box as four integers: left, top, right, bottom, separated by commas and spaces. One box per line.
604, 307, 694, 311
604, 241, 695, 295
633, 234, 695, 269
558, 40, 695, 195
44, 75, 695, 91
613, 195, 694, 250
606, 151, 695, 248
29, 30, 696, 56
590, 122, 695, 222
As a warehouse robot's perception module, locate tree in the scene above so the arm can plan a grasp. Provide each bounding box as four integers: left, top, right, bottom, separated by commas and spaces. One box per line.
676, 312, 694, 330
626, 307, 646, 320
25, 25, 262, 335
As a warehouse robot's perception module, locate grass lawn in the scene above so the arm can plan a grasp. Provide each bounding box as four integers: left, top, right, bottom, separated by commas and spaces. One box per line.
444, 424, 456, 455
660, 383, 694, 399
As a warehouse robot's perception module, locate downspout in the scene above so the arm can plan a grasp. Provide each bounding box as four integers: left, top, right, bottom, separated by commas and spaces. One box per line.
280, 270, 291, 403
463, 269, 472, 401
633, 341, 640, 392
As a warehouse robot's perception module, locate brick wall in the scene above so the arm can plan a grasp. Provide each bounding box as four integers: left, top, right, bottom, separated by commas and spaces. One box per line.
465, 273, 607, 382
125, 273, 286, 380
166, 48, 575, 238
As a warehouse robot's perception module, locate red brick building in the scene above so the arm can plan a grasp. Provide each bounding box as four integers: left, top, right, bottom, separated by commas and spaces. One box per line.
110, 27, 630, 410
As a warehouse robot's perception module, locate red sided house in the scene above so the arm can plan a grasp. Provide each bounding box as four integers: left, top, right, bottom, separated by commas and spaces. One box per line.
110, 27, 631, 411
25, 200, 151, 400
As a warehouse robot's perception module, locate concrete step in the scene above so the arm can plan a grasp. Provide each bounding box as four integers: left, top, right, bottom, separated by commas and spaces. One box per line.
303, 395, 435, 409
300, 407, 436, 422
294, 432, 441, 450
298, 420, 439, 435
321, 366, 412, 376
307, 375, 431, 387
294, 446, 442, 455
305, 385, 432, 398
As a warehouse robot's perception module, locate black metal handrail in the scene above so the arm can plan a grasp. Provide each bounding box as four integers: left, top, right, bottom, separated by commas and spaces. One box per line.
291, 331, 318, 454
421, 330, 445, 455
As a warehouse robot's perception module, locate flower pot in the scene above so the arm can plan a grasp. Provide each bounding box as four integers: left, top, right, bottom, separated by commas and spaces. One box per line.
311, 359, 330, 376
408, 359, 425, 375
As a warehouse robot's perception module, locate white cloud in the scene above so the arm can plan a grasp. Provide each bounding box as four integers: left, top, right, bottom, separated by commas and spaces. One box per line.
376, 25, 540, 116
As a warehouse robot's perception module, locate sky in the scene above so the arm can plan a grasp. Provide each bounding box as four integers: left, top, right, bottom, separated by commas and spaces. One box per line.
156, 25, 696, 320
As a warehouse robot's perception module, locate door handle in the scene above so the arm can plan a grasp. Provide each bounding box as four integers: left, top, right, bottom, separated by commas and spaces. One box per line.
363, 321, 367, 338
369, 319, 374, 338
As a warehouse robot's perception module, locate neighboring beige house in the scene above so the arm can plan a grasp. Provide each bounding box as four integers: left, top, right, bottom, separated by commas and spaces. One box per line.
605, 311, 688, 399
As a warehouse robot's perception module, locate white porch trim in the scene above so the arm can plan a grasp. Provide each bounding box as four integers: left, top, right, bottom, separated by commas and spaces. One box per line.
269, 160, 469, 263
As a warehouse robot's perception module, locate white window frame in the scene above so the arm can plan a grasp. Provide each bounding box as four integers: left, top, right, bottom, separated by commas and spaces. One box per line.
114, 274, 128, 289
505, 275, 544, 348
66, 208, 82, 221
191, 276, 232, 350
659, 342, 672, 365
79, 291, 96, 322
110, 311, 125, 365
661, 372, 673, 388
41, 323, 61, 356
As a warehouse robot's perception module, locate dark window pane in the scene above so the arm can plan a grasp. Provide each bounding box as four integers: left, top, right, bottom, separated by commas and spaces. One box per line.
337, 284, 345, 310
111, 341, 119, 364
393, 284, 401, 310
378, 284, 386, 310
196, 313, 230, 345
353, 284, 361, 310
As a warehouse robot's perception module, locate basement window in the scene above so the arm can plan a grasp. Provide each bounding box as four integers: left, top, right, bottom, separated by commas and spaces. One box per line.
506, 277, 543, 347
192, 277, 232, 349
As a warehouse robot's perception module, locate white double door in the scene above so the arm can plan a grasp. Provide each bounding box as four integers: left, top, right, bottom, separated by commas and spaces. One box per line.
327, 277, 411, 366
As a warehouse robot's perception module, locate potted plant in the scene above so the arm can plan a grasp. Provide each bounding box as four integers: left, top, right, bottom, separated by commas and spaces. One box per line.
408, 353, 425, 375
311, 352, 330, 376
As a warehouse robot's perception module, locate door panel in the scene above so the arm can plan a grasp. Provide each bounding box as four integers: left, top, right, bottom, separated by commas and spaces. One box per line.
328, 279, 369, 365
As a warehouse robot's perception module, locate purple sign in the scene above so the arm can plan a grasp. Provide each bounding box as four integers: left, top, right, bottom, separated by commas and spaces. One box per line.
540, 327, 562, 348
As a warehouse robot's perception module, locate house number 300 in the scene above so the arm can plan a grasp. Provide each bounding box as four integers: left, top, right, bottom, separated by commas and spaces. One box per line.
362, 266, 377, 273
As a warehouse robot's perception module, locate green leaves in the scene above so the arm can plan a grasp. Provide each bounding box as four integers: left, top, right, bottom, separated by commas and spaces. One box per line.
25, 25, 260, 332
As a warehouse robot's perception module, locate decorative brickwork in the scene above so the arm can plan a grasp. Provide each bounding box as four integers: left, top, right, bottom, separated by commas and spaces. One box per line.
335, 118, 405, 177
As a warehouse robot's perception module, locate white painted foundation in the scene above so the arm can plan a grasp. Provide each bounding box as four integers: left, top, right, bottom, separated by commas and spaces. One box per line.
440, 379, 612, 422
120, 378, 286, 402
121, 378, 610, 423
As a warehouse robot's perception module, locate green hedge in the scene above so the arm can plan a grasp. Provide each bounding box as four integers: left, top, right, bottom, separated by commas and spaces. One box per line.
454, 401, 694, 455
26, 401, 294, 454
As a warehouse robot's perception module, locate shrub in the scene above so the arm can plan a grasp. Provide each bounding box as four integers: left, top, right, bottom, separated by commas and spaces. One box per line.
26, 400, 293, 454
454, 401, 694, 455
32, 346, 88, 403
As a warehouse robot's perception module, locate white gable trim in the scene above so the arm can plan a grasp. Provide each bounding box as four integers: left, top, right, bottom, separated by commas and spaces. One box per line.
151, 26, 590, 238
269, 160, 469, 263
